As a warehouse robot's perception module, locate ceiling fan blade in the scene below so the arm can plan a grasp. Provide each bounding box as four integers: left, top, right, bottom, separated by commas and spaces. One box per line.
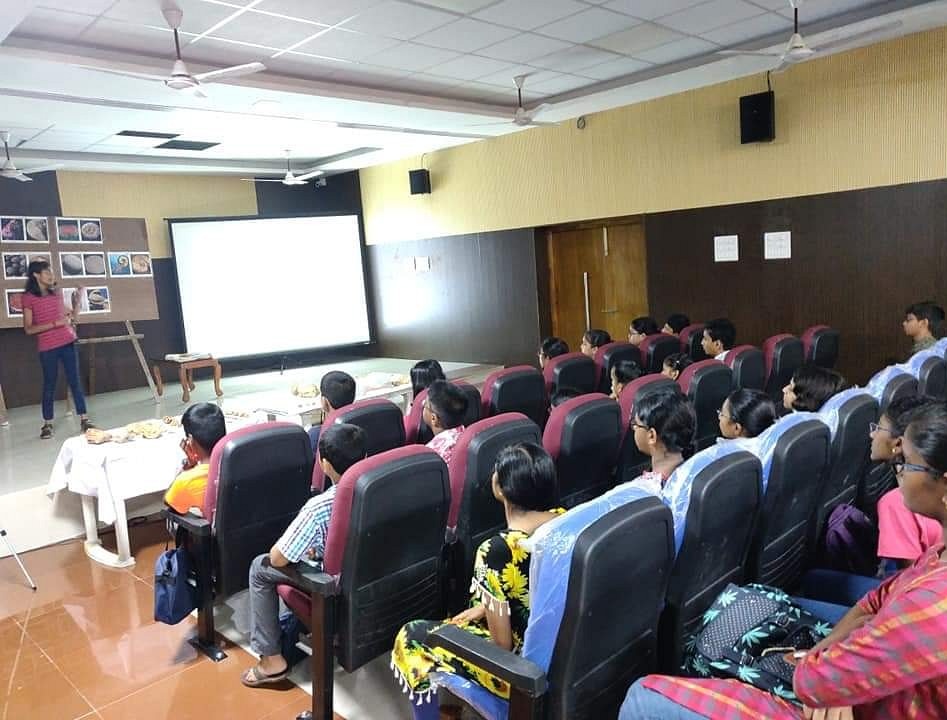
194, 62, 266, 83
186, 85, 208, 99
716, 49, 782, 57
77, 65, 168, 82
23, 164, 64, 174
772, 56, 793, 73
14, 174, 32, 182
812, 21, 903, 53
242, 178, 286, 182
294, 168, 324, 181
522, 119, 559, 127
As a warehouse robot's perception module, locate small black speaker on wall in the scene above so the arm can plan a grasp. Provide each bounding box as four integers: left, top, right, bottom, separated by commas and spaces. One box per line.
409, 168, 431, 195
740, 90, 775, 144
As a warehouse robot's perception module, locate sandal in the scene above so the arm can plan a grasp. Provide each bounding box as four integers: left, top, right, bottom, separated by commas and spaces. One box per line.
40, 423, 53, 440
241, 664, 289, 688
80, 418, 96, 433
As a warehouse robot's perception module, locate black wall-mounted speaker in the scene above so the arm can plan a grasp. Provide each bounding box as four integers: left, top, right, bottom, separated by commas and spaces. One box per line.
740, 90, 775, 144
409, 169, 431, 195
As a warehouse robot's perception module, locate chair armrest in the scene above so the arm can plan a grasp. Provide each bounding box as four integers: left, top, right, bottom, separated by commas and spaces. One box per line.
427, 624, 547, 696
162, 507, 211, 537
275, 563, 339, 597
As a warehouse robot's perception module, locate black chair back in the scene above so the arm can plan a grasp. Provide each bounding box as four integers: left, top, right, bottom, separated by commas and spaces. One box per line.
678, 361, 733, 450
918, 356, 947, 400
660, 452, 762, 672
880, 373, 918, 414
549, 354, 598, 395
763, 335, 805, 404
725, 346, 765, 391
640, 334, 681, 374
546, 497, 674, 719
596, 343, 642, 393
485, 366, 548, 428
747, 420, 830, 591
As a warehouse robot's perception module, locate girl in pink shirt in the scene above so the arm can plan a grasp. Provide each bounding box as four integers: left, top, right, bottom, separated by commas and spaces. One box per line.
21, 260, 94, 439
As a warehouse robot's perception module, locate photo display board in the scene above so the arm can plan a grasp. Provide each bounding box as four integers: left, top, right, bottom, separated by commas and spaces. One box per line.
0, 216, 158, 328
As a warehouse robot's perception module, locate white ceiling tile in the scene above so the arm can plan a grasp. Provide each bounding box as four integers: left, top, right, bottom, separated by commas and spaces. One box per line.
633, 36, 717, 64
527, 73, 592, 94
580, 55, 651, 79
292, 28, 400, 61
78, 18, 180, 56
391, 73, 463, 94
590, 22, 682, 54
447, 80, 514, 102
259, 52, 341, 78
327, 65, 414, 86
531, 45, 619, 72
604, 0, 705, 21
702, 12, 791, 47
476, 64, 544, 86
22, 130, 110, 152
474, 0, 588, 31
658, 0, 765, 35
16, 8, 98, 40
414, 18, 519, 53
424, 54, 512, 81
414, 0, 499, 11
478, 32, 570, 62
189, 37, 284, 66
36, 0, 118, 11
205, 11, 323, 48
752, 0, 791, 8
777, 0, 879, 21
536, 7, 640, 43
360, 41, 461, 71
253, 0, 385, 25
342, 1, 458, 40
104, 0, 237, 35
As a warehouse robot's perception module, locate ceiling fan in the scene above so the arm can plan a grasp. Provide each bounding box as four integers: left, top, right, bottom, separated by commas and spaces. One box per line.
243, 152, 324, 186
81, 2, 265, 98
471, 75, 557, 128
717, 0, 902, 72
1, 132, 62, 182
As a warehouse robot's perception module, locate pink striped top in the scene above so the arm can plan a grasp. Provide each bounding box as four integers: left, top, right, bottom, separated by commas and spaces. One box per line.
21, 290, 76, 352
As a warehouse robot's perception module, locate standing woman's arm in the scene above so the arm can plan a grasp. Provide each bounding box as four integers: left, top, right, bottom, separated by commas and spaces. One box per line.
23, 306, 63, 336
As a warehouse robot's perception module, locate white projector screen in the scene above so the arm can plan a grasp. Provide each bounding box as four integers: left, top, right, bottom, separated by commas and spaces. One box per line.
170, 215, 371, 359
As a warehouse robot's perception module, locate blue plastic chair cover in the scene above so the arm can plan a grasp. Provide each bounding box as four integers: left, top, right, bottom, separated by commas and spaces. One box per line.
904, 348, 941, 375
934, 338, 947, 355
660, 442, 749, 554
817, 387, 870, 439
431, 484, 652, 720
746, 412, 822, 492
864, 364, 911, 402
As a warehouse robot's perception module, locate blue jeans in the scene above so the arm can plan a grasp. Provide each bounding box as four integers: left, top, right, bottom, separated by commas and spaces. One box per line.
793, 568, 882, 623
619, 679, 709, 719
39, 342, 87, 421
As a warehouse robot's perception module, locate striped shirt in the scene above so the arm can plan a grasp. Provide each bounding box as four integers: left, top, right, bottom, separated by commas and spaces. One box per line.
21, 290, 76, 352
274, 485, 337, 565
643, 544, 947, 719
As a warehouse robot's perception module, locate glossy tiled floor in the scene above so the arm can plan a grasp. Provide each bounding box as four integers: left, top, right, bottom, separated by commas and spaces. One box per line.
0, 521, 330, 720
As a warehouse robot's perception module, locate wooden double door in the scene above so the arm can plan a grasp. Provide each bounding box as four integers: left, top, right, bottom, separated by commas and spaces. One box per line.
546, 220, 649, 350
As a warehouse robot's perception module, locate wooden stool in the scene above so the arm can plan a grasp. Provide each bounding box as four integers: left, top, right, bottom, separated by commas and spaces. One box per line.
150, 357, 223, 403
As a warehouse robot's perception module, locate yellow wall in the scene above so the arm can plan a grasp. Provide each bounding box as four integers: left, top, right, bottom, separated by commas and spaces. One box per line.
360, 26, 947, 245
57, 172, 258, 257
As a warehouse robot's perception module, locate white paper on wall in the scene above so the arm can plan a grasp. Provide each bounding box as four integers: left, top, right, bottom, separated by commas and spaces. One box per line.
713, 235, 739, 262
764, 231, 791, 259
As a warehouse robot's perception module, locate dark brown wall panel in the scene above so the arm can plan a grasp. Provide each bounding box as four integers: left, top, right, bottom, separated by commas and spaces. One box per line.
646, 180, 947, 385
369, 230, 541, 369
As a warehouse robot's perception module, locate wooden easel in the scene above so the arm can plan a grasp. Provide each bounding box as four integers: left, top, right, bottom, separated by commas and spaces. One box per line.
71, 320, 159, 404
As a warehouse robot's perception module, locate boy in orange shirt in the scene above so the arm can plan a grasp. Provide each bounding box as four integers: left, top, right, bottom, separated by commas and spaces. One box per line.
164, 403, 227, 515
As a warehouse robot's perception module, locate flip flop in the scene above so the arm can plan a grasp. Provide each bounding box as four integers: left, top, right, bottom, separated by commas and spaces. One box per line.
241, 664, 290, 688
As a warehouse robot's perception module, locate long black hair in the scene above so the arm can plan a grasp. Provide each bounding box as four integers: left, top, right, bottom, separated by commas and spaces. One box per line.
790, 363, 846, 412
726, 389, 777, 438
904, 403, 947, 474
634, 386, 696, 458
410, 359, 445, 399
25, 259, 51, 296
494, 442, 559, 511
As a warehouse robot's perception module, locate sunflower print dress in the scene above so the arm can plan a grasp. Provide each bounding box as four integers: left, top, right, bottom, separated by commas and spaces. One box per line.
391, 521, 555, 704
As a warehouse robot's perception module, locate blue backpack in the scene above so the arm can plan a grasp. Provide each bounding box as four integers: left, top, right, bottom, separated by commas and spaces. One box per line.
154, 545, 196, 625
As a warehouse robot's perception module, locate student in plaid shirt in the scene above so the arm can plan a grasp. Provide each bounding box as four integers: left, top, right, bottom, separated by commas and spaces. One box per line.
241, 423, 366, 689
620, 402, 947, 720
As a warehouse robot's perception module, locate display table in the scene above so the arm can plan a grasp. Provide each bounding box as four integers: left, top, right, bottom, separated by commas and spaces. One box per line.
151, 356, 223, 403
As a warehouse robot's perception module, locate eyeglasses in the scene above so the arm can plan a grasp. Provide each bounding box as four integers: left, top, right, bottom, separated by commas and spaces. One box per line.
631, 422, 650, 431
716, 409, 733, 422
893, 460, 943, 478
869, 422, 895, 435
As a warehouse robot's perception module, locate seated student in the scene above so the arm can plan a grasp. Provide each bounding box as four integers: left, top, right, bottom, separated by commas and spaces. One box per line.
550, 386, 583, 407
537, 336, 569, 369
718, 389, 777, 440
661, 353, 693, 381
629, 386, 696, 495
661, 313, 690, 336
164, 403, 227, 515
782, 363, 845, 413
627, 316, 659, 346
870, 395, 942, 569
619, 402, 947, 720
410, 359, 445, 402
242, 423, 367, 688
902, 300, 944, 354
306, 370, 357, 453
609, 359, 642, 400
701, 318, 736, 361
391, 443, 563, 719
423, 380, 468, 464
579, 328, 611, 358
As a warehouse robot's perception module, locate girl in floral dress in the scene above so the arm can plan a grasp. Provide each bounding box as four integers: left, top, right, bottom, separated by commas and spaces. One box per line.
391, 443, 563, 719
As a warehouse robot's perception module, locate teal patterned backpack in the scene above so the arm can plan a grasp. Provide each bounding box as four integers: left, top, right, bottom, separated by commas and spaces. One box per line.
682, 583, 833, 706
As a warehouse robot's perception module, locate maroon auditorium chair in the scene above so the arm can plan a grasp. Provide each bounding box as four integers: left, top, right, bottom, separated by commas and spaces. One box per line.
404, 380, 482, 445
679, 323, 707, 361
676, 360, 733, 450
801, 325, 840, 369
762, 334, 805, 405
616, 375, 678, 482
480, 365, 547, 428
593, 342, 642, 394
723, 345, 766, 391
542, 351, 598, 397
639, 334, 681, 374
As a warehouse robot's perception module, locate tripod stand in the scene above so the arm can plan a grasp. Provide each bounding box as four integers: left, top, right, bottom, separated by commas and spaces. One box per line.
0, 529, 36, 590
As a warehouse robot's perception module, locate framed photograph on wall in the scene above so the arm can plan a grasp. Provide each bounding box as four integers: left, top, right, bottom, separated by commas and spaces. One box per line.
1, 217, 25, 243
82, 252, 107, 278
24, 217, 49, 243
130, 252, 152, 277
3, 252, 27, 279
5, 289, 24, 318
108, 252, 131, 276
60, 252, 84, 278
56, 218, 82, 243
79, 219, 103, 243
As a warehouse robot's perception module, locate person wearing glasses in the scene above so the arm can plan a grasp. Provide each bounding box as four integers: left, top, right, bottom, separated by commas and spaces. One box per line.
619, 401, 947, 720
870, 395, 943, 570
627, 316, 659, 346
628, 386, 695, 495
717, 389, 777, 440
536, 336, 568, 369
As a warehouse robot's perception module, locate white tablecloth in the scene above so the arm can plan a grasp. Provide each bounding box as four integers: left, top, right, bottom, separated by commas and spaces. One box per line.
47, 430, 186, 525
